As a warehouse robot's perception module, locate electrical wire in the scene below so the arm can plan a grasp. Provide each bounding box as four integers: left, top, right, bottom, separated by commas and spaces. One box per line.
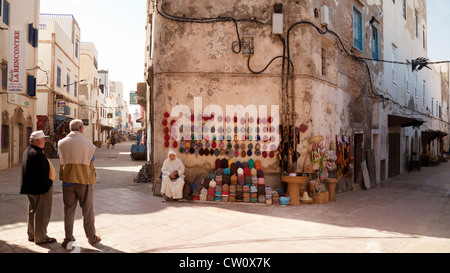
154, 1, 448, 126
156, 0, 270, 54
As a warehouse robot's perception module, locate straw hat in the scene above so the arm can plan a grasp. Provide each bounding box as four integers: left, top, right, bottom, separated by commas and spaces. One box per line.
299, 191, 312, 201
309, 131, 324, 144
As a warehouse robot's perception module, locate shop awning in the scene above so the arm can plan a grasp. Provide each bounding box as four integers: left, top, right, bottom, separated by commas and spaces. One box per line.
100, 125, 114, 132
422, 129, 447, 141
388, 115, 424, 128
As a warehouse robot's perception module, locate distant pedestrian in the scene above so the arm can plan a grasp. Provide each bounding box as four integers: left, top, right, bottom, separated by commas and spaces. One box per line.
57, 119, 101, 249
20, 130, 56, 244
111, 135, 116, 149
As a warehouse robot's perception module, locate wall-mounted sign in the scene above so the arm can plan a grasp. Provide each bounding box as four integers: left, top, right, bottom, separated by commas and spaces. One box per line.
8, 94, 30, 107
130, 91, 137, 104
8, 30, 25, 94
56, 107, 64, 115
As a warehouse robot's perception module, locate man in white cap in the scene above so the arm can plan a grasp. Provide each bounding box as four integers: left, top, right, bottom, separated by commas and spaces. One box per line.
20, 130, 56, 244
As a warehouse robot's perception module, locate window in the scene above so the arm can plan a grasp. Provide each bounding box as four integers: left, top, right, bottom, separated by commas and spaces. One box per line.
431, 99, 434, 116
2, 1, 9, 26
75, 40, 79, 58
66, 74, 70, 93
353, 7, 363, 51
415, 11, 419, 38
439, 105, 442, 119
321, 48, 327, 76
27, 75, 36, 96
1, 124, 9, 152
56, 66, 61, 87
1, 61, 7, 89
28, 24, 39, 47
372, 26, 379, 60
423, 82, 426, 106
423, 28, 426, 49
74, 81, 78, 97
402, 0, 406, 20
392, 47, 398, 84
414, 73, 418, 98
406, 69, 411, 93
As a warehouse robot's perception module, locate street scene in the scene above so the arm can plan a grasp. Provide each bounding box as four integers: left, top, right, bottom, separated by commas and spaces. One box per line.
0, 140, 449, 254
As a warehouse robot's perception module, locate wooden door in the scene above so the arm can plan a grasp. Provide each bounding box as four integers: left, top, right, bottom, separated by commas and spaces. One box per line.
388, 133, 400, 178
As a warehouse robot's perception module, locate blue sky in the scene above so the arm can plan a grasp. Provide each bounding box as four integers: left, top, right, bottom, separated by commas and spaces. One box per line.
427, 0, 450, 62
39, 0, 147, 108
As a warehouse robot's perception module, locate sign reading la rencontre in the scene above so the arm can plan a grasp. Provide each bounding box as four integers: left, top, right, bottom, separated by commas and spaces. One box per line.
8, 30, 25, 94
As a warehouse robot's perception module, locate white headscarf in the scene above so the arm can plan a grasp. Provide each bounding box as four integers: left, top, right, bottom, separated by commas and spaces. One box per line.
161, 149, 185, 178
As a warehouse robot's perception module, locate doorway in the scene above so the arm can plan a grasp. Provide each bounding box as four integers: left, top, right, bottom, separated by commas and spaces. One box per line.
388, 133, 401, 178
354, 133, 364, 187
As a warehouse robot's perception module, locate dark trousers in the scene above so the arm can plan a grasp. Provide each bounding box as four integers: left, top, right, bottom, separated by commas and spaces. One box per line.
62, 184, 96, 243
27, 186, 53, 243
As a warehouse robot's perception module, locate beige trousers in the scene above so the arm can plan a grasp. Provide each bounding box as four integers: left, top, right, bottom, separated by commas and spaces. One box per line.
62, 184, 96, 243
27, 186, 53, 243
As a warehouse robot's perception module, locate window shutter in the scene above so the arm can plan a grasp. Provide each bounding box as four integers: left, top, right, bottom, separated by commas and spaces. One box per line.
27, 75, 36, 97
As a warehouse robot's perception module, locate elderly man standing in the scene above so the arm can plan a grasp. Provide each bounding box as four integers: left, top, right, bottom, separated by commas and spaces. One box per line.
20, 130, 56, 244
58, 119, 101, 248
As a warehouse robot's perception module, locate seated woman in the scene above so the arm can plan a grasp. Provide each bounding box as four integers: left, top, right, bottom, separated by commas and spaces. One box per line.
161, 149, 186, 202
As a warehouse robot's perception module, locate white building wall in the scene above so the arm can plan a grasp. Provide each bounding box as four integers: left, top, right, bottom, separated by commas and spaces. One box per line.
0, 0, 40, 170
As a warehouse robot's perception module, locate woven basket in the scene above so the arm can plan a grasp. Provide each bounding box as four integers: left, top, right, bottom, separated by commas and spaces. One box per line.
323, 192, 329, 203
312, 195, 320, 204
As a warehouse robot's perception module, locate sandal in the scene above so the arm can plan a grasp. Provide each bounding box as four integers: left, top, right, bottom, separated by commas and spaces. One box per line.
89, 235, 101, 245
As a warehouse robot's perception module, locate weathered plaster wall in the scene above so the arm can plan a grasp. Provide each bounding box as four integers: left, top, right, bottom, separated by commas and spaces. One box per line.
149, 0, 383, 191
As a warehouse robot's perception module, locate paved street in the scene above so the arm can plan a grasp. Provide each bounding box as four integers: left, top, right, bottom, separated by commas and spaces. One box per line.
0, 141, 449, 254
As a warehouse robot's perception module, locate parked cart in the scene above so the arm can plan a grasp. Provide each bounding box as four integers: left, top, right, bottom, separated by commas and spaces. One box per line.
131, 144, 146, 161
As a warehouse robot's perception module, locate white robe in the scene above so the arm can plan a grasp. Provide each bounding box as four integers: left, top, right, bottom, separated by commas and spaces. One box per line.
161, 149, 185, 199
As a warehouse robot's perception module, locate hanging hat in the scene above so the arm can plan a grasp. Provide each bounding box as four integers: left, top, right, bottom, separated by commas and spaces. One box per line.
204, 148, 210, 156
227, 142, 233, 149
212, 141, 217, 148
173, 141, 178, 148
255, 149, 261, 156
241, 150, 246, 157
254, 160, 262, 170
220, 149, 225, 156
184, 148, 189, 154
262, 151, 268, 158
229, 149, 234, 157
164, 141, 170, 147
162, 119, 168, 126
219, 141, 225, 149
235, 150, 239, 157
248, 159, 255, 169
247, 150, 252, 156
309, 131, 324, 144
164, 112, 170, 118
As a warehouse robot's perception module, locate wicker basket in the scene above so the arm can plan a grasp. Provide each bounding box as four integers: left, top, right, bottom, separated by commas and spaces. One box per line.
323, 192, 329, 203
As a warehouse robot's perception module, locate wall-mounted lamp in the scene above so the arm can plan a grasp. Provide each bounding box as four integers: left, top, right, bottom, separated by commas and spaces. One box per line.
369, 11, 383, 25
63, 79, 86, 87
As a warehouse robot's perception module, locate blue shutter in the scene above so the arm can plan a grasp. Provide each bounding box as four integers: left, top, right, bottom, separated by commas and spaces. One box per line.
27, 75, 36, 97
3, 1, 9, 26
33, 28, 39, 47
29, 24, 34, 44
